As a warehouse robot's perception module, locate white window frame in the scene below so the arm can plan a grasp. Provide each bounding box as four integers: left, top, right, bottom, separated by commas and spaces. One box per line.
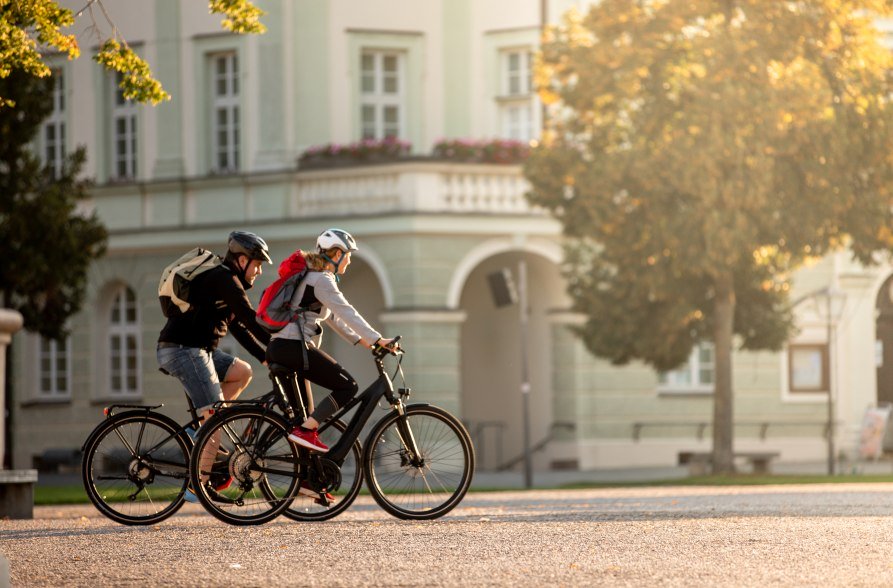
360, 50, 405, 140
36, 335, 71, 401
210, 52, 240, 173
108, 286, 141, 397
110, 72, 138, 181
657, 343, 715, 395
44, 67, 66, 178
502, 49, 533, 97
497, 49, 536, 142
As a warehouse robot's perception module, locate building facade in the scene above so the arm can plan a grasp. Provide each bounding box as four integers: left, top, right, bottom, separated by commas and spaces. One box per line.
9, 0, 893, 473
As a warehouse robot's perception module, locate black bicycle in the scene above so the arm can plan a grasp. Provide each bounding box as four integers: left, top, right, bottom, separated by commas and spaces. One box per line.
188, 337, 475, 525
81, 400, 200, 525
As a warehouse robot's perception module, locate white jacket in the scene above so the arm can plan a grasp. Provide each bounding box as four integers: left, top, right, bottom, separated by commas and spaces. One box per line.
270, 270, 381, 347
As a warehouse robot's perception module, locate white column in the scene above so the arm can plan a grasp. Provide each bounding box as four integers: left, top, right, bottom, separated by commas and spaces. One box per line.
0, 309, 24, 469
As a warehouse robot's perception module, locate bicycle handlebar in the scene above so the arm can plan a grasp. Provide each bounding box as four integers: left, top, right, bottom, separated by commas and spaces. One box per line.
372, 335, 403, 359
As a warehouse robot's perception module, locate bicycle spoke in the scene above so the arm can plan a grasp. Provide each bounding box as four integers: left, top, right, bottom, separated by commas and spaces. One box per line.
83, 413, 189, 525
364, 406, 473, 520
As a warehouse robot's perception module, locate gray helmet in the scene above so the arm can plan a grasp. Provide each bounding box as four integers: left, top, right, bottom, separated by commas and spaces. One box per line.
227, 231, 272, 263
316, 228, 358, 253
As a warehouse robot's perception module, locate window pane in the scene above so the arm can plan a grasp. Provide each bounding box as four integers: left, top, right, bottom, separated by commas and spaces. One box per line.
508, 52, 520, 72
383, 106, 398, 124
791, 347, 824, 390
362, 73, 375, 93
361, 54, 374, 73
384, 74, 398, 94
232, 62, 239, 94
362, 105, 375, 125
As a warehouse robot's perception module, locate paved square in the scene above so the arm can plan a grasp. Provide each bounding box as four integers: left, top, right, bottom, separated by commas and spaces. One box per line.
3, 484, 893, 586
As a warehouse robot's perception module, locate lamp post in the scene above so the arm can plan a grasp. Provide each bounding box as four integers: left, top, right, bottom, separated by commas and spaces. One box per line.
815, 285, 847, 476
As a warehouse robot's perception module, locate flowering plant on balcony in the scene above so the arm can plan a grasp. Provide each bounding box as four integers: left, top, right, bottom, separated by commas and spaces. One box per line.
431, 138, 531, 164
298, 137, 412, 169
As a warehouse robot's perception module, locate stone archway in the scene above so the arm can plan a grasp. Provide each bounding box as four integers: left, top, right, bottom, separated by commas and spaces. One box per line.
877, 274, 893, 406
458, 251, 568, 471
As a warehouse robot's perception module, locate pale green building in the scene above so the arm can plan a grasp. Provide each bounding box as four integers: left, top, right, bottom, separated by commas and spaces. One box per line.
9, 0, 893, 474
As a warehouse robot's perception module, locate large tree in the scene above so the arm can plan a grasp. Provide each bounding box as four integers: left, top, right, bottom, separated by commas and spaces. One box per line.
0, 70, 107, 340
526, 0, 893, 472
0, 0, 265, 105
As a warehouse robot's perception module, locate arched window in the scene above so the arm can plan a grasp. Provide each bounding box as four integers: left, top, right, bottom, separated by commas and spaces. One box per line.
108, 285, 141, 396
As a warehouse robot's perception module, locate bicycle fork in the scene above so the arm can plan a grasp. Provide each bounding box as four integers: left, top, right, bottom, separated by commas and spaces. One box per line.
392, 403, 424, 468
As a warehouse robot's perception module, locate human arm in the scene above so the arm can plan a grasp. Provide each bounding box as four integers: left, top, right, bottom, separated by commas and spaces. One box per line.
314, 273, 382, 346
217, 271, 270, 362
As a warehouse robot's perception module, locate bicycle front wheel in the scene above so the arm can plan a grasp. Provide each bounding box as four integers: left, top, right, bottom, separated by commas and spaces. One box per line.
82, 411, 191, 525
190, 406, 300, 526
363, 404, 474, 520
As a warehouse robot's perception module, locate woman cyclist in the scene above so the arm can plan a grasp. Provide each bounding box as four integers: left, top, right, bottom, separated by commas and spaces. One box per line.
266, 228, 398, 454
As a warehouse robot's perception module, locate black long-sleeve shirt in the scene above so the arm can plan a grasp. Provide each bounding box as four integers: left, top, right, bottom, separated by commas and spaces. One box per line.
158, 261, 270, 362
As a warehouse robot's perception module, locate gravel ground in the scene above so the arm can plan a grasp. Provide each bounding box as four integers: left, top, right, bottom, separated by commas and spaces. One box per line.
4, 484, 893, 586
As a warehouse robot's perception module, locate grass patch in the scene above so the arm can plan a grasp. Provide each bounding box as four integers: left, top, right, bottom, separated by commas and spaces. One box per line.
558, 474, 893, 489
35, 485, 90, 505
36, 475, 893, 505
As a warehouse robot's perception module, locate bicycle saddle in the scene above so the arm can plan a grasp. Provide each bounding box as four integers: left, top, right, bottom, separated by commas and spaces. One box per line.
267, 362, 296, 377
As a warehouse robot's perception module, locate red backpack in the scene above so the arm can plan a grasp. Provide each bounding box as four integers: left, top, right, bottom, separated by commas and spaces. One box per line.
256, 250, 309, 332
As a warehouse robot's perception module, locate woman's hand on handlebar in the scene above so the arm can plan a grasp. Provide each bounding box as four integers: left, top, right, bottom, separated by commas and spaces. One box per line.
377, 337, 401, 353
370, 336, 401, 355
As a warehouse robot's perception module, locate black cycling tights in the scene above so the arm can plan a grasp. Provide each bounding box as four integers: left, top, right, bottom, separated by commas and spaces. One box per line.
266, 338, 358, 424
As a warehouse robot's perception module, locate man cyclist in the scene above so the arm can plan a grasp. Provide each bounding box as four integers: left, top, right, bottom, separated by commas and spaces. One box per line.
157, 230, 272, 496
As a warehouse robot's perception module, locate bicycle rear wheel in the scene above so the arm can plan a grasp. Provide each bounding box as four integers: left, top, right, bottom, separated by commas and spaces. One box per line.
82, 411, 191, 525
363, 404, 474, 520
280, 419, 363, 522
190, 406, 300, 525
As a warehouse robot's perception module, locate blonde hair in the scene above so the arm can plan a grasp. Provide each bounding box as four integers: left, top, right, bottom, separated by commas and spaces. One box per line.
303, 248, 342, 271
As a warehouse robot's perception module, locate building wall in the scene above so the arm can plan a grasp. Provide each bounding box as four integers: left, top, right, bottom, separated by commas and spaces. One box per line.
10, 0, 891, 471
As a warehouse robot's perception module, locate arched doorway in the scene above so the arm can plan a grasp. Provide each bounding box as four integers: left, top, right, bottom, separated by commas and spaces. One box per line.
877, 274, 893, 405
459, 251, 567, 470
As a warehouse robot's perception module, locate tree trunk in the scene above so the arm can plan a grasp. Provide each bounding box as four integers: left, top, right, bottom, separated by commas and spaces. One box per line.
712, 274, 736, 474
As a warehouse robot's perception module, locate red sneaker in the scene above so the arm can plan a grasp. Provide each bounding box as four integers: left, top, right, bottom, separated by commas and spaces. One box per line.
299, 481, 336, 506
288, 427, 329, 453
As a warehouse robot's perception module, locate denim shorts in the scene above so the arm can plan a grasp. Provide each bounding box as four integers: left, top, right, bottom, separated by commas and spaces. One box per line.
156, 344, 236, 413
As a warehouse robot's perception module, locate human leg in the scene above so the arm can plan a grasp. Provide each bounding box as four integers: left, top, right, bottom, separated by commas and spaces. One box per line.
157, 345, 227, 486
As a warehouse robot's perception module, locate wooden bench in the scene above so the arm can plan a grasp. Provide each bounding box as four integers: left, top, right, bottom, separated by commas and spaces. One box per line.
679, 451, 780, 476
0, 469, 38, 519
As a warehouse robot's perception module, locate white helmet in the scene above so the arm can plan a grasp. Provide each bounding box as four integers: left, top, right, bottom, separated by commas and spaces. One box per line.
317, 228, 358, 253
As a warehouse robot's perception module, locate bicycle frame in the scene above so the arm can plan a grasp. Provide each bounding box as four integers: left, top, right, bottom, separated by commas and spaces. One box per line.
261, 346, 420, 466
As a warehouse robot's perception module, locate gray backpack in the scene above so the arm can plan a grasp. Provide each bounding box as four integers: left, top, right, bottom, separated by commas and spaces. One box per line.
158, 248, 222, 316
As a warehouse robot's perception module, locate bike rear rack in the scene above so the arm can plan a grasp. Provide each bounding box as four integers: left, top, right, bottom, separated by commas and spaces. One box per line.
103, 403, 164, 418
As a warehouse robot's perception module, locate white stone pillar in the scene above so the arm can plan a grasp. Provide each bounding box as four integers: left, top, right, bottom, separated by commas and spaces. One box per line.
0, 308, 24, 468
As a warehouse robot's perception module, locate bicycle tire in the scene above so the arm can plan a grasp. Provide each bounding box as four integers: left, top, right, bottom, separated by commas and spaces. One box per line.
189, 406, 300, 525
279, 419, 363, 522
363, 404, 474, 520
82, 411, 191, 525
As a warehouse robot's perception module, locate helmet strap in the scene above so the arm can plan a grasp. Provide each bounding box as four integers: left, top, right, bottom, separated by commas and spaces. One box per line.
319, 250, 343, 282
234, 255, 251, 287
